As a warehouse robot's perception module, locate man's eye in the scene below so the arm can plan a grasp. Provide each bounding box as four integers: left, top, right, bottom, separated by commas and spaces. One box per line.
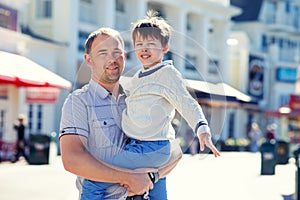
99, 52, 107, 56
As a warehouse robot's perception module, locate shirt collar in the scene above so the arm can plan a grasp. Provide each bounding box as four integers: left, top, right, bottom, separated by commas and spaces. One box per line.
89, 79, 126, 99
139, 60, 173, 78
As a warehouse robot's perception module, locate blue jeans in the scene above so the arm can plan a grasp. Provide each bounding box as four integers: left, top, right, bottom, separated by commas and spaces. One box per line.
149, 177, 167, 200
81, 139, 170, 200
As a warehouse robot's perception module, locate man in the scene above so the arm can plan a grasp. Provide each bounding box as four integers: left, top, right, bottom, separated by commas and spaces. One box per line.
12, 114, 28, 163
59, 27, 182, 199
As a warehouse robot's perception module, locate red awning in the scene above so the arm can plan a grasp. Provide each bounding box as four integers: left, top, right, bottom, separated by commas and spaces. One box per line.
265, 109, 300, 118
0, 51, 71, 89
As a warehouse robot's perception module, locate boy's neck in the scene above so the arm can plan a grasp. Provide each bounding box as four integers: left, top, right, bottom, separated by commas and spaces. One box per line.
143, 60, 163, 69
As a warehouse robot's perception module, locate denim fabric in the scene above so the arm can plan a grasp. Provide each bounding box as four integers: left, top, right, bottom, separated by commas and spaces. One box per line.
81, 139, 171, 200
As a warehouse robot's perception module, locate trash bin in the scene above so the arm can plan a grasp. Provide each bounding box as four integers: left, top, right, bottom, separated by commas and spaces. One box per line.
277, 140, 289, 164
294, 147, 300, 200
260, 142, 277, 175
28, 134, 50, 165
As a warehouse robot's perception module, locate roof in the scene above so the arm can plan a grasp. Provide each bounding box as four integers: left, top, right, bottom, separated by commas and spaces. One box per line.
0, 51, 72, 89
230, 0, 263, 22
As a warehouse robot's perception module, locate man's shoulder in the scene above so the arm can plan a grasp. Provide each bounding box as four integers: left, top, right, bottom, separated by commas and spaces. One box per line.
63, 84, 91, 106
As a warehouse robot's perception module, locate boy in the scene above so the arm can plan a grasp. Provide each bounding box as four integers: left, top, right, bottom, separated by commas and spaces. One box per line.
81, 11, 220, 200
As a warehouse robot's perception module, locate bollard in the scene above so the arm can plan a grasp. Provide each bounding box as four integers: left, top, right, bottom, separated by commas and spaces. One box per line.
260, 142, 277, 175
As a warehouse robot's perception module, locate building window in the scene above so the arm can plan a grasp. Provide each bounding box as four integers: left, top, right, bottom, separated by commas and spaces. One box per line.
81, 0, 92, 3
36, 0, 52, 18
37, 105, 43, 132
184, 55, 197, 71
28, 104, 33, 132
116, 0, 125, 12
208, 59, 219, 74
228, 112, 235, 138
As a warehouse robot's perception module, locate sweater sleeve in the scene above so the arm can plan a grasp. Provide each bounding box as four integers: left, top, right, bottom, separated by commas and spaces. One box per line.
160, 66, 211, 137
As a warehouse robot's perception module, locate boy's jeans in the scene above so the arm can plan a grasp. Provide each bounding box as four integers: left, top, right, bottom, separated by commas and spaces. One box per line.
81, 139, 170, 200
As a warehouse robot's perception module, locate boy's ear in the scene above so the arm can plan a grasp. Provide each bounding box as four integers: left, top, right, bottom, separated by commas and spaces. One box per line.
162, 44, 169, 54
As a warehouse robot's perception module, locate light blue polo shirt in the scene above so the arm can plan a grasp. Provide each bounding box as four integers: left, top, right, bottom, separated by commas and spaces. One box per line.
60, 79, 128, 161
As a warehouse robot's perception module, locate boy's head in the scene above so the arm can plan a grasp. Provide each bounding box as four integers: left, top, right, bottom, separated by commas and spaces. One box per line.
131, 10, 171, 48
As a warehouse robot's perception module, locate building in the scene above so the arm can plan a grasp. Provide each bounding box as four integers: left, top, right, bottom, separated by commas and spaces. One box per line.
230, 0, 300, 145
1, 0, 252, 157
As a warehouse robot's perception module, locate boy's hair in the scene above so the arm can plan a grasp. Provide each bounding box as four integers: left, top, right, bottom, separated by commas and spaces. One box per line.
131, 10, 171, 47
85, 27, 124, 54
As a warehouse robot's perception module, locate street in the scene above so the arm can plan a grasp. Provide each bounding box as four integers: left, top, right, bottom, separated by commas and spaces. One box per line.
0, 152, 296, 200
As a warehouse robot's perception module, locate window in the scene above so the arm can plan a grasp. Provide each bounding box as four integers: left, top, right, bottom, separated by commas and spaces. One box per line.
0, 109, 5, 139
37, 105, 43, 131
81, 0, 92, 3
36, 0, 52, 18
28, 104, 33, 132
184, 54, 196, 71
116, 0, 125, 12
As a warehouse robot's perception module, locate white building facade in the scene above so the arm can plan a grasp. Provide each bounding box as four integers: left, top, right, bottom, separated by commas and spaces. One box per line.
1, 0, 250, 154
230, 0, 300, 141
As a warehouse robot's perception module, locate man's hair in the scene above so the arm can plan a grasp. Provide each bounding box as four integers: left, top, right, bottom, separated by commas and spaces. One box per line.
131, 10, 171, 47
85, 27, 124, 54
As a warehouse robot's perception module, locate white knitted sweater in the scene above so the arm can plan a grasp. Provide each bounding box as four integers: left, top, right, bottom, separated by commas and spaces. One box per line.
122, 60, 211, 141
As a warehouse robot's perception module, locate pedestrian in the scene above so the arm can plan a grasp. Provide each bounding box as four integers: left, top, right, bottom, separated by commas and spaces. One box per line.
266, 123, 276, 143
59, 27, 182, 200
248, 122, 261, 152
81, 10, 220, 200
12, 114, 28, 163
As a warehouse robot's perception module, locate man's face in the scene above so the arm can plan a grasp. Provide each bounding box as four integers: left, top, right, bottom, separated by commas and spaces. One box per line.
87, 35, 125, 84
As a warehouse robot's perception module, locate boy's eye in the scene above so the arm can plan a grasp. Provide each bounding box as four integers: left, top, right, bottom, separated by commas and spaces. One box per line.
113, 51, 122, 57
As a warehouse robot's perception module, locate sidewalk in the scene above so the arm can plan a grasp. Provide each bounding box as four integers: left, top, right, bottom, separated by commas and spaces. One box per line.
0, 152, 296, 200
167, 152, 296, 200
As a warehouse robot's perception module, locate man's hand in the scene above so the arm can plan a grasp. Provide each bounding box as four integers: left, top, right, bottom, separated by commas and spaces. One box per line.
198, 133, 221, 157
121, 169, 156, 195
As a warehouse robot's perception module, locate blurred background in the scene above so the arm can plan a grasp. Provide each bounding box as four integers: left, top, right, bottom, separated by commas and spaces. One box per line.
0, 0, 299, 199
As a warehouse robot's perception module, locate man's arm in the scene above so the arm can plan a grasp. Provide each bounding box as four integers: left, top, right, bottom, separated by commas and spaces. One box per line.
158, 140, 182, 178
60, 134, 153, 194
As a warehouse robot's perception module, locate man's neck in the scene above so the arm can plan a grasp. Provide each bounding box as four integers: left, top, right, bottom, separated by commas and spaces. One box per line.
98, 81, 120, 98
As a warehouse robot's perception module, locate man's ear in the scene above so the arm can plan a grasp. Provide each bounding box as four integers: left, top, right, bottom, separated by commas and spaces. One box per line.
123, 51, 127, 61
84, 53, 92, 66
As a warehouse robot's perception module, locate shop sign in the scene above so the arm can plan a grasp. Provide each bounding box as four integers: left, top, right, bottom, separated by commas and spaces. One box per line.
276, 67, 297, 83
26, 87, 59, 104
0, 3, 17, 31
248, 55, 265, 99
289, 94, 300, 110
0, 86, 8, 99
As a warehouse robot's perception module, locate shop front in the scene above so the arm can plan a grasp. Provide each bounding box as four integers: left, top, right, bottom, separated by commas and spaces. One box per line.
0, 51, 71, 161
265, 94, 300, 155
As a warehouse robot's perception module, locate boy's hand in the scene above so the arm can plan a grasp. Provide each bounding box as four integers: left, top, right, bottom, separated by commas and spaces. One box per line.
198, 133, 221, 157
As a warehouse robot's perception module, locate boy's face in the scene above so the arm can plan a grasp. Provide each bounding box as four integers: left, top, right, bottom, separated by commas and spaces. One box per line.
134, 35, 168, 69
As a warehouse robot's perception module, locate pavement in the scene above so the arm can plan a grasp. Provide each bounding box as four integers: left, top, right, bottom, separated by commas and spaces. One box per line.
0, 151, 296, 200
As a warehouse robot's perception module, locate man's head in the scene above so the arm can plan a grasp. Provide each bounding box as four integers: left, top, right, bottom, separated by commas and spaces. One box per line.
84, 28, 125, 85
131, 10, 171, 69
